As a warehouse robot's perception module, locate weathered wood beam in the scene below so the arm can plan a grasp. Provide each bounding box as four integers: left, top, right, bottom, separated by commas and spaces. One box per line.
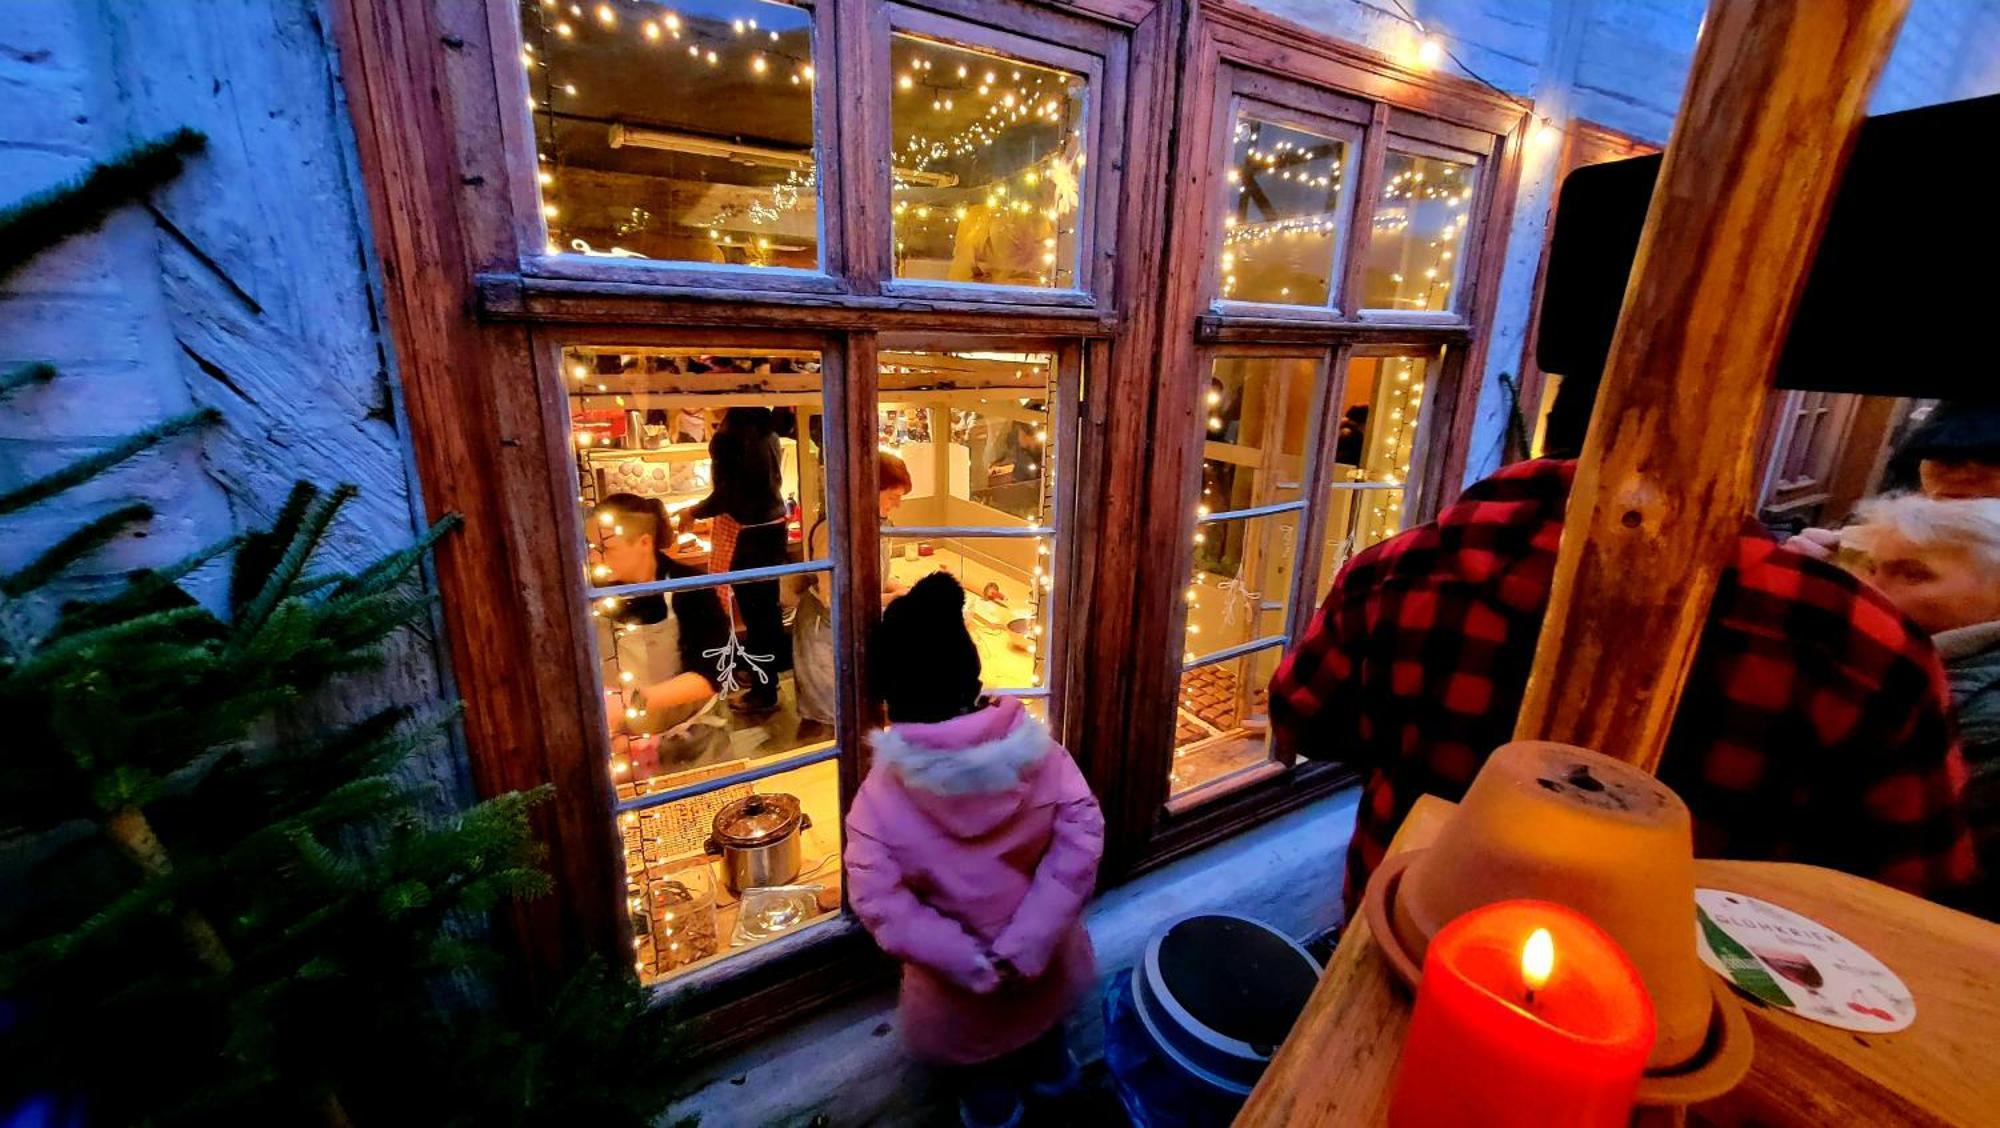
1515, 0, 1908, 770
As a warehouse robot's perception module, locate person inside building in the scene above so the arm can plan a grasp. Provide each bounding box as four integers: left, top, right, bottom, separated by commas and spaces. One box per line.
1842, 494, 2000, 916
790, 450, 916, 730
1788, 402, 2000, 560
590, 493, 734, 771
1269, 376, 1979, 917
678, 406, 792, 713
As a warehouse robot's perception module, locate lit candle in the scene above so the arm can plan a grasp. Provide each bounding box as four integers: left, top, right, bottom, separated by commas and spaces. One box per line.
1388, 900, 1654, 1128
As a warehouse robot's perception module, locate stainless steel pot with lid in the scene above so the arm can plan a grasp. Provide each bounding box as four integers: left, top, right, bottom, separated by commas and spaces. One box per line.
707, 793, 810, 893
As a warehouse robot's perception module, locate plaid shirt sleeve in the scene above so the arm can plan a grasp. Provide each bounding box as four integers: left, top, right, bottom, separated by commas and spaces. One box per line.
1270, 557, 1370, 766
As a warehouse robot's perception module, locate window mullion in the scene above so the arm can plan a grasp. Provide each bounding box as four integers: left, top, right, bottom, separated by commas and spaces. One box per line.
1335, 103, 1391, 316
826, 332, 879, 830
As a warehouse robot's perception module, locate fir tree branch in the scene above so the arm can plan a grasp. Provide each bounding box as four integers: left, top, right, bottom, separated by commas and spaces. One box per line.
230, 483, 356, 639
0, 128, 207, 286
0, 361, 58, 398
0, 407, 219, 518
50, 536, 238, 639
1, 502, 154, 597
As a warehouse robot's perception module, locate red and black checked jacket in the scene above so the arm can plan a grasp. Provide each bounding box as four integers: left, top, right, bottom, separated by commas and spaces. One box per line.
1271, 459, 1977, 914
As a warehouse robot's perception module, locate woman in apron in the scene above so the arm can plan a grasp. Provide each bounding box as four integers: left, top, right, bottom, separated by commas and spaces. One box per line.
792, 451, 915, 725
592, 494, 735, 773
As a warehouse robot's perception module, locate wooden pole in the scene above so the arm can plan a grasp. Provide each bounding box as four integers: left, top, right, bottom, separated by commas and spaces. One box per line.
1514, 0, 1908, 770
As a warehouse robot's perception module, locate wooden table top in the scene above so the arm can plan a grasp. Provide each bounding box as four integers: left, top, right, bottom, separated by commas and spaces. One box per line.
1235, 795, 2000, 1127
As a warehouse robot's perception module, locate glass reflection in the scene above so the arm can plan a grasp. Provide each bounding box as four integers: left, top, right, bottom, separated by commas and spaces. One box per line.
889, 35, 1088, 288
524, 0, 821, 267
1361, 151, 1475, 311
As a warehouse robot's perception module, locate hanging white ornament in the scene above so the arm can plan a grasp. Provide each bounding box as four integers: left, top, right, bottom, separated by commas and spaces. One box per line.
703, 635, 776, 694
1217, 577, 1261, 627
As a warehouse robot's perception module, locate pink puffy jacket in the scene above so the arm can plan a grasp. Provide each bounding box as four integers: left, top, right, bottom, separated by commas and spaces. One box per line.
846, 697, 1104, 1065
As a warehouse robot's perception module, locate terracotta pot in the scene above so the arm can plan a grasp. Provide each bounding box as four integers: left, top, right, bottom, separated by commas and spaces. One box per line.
1382, 741, 1723, 1073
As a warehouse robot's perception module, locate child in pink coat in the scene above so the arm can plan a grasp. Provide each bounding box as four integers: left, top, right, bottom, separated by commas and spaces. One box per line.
846, 573, 1105, 1128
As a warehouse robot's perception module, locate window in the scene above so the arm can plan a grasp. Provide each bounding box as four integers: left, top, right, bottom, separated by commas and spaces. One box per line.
877, 348, 1076, 707
1361, 149, 1478, 313
888, 36, 1089, 289
523, 0, 824, 269
348, 0, 1520, 1007
1218, 111, 1356, 307
1172, 356, 1319, 797
877, 5, 1113, 304
1146, 47, 1520, 836
566, 345, 844, 983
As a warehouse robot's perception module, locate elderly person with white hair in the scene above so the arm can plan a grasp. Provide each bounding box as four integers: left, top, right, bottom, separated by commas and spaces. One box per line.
1844, 494, 2000, 915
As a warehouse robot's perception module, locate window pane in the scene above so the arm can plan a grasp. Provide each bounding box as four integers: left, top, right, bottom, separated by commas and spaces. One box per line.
889, 34, 1088, 288
879, 351, 1058, 529
568, 348, 830, 569
1203, 356, 1319, 511
1361, 151, 1475, 311
1171, 646, 1283, 798
1316, 484, 1404, 596
1328, 354, 1426, 485
1219, 115, 1351, 306
885, 534, 1053, 692
1186, 511, 1298, 658
622, 756, 841, 984
1314, 352, 1429, 594
523, 0, 821, 267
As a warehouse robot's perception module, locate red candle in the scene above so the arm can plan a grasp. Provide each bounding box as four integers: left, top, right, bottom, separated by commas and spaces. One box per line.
1388, 900, 1655, 1128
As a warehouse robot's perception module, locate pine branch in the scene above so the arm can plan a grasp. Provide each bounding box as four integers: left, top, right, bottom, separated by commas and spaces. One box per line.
0, 128, 206, 286
1, 361, 58, 398
333, 514, 462, 599
1, 502, 154, 597
0, 407, 219, 518
231, 483, 357, 638
231, 481, 320, 612
49, 536, 238, 638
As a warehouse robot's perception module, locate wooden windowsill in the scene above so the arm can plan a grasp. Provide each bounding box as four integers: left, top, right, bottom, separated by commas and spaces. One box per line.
477, 273, 1121, 336
1196, 312, 1471, 346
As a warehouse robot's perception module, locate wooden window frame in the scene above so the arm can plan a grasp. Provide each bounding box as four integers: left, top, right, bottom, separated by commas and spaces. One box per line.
1208, 75, 1372, 319
331, 0, 1522, 1048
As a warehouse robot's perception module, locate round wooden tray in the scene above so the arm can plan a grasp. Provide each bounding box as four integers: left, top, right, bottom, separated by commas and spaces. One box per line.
1361, 849, 1754, 1107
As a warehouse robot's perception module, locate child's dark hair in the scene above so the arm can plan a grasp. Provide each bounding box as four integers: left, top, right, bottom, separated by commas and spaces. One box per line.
871, 572, 982, 724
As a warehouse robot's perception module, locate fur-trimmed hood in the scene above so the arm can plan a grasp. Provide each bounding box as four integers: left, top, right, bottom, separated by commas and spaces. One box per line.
870, 697, 1055, 837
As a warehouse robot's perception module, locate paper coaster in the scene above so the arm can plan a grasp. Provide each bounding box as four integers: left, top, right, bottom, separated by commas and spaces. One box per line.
1694, 888, 1914, 1033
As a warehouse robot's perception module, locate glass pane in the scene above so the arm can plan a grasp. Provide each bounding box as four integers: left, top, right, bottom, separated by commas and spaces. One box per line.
523, 0, 821, 267
1202, 356, 1319, 511
1186, 511, 1298, 659
568, 348, 830, 570
1317, 484, 1404, 595
622, 756, 841, 985
1313, 351, 1428, 594
1328, 354, 1427, 485
879, 351, 1057, 528
1360, 150, 1476, 311
1171, 646, 1283, 798
1219, 114, 1351, 306
884, 534, 1053, 692
889, 34, 1088, 288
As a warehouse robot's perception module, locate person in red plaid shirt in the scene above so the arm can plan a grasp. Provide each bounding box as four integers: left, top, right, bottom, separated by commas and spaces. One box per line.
1272, 453, 1979, 917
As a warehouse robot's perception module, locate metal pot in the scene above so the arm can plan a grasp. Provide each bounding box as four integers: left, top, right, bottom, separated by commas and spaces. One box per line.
706, 793, 810, 894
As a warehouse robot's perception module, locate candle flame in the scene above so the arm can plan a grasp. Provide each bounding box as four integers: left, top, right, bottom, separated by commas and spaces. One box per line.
1522, 927, 1555, 993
